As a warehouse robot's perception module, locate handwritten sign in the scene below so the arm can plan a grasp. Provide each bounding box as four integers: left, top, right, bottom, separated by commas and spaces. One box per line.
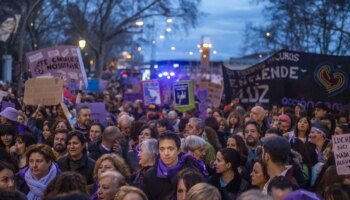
332, 133, 350, 175
24, 78, 64, 106
26, 45, 88, 90
197, 81, 223, 108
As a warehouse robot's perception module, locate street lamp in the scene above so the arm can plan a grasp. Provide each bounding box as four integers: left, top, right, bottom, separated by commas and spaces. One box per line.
135, 21, 144, 27
79, 39, 86, 50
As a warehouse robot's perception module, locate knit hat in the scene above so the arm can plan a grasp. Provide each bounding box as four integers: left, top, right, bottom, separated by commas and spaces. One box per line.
0, 107, 19, 122
314, 102, 330, 112
311, 121, 329, 138
284, 189, 322, 200
278, 114, 291, 125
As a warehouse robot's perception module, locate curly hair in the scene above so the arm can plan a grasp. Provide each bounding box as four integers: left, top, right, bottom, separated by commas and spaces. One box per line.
93, 153, 131, 181
43, 171, 88, 199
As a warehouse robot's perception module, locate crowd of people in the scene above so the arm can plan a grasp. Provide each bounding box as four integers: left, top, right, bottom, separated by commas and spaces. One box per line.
0, 78, 349, 200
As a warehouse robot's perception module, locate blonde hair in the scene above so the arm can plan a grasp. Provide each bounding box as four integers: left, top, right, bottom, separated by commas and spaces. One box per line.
93, 153, 131, 180
186, 183, 221, 200
114, 185, 148, 200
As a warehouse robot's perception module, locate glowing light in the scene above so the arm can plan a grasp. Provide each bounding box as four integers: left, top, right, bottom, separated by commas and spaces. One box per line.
213, 50, 217, 55
126, 54, 132, 59
170, 72, 175, 76
159, 35, 165, 39
166, 18, 173, 23
158, 73, 163, 78
197, 44, 201, 48
154, 65, 158, 69
202, 43, 212, 48
266, 32, 271, 37
171, 46, 176, 51
166, 28, 172, 32
122, 73, 128, 77
137, 47, 142, 51
152, 40, 156, 44
89, 60, 94, 65
199, 49, 203, 53
173, 64, 179, 68
135, 21, 144, 26
259, 54, 263, 58
79, 39, 86, 50
189, 51, 193, 55
163, 72, 169, 76
203, 54, 207, 58
167, 76, 171, 79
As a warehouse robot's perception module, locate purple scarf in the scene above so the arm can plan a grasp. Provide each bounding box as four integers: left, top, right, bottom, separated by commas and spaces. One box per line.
183, 152, 209, 177
157, 154, 185, 178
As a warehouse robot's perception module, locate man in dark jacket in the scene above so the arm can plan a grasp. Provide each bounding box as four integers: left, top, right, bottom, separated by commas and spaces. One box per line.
88, 126, 124, 160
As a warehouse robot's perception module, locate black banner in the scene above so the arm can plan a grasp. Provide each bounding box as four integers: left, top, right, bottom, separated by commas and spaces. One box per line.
222, 50, 350, 111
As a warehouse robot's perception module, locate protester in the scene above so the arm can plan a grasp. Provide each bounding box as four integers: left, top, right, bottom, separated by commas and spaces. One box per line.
175, 169, 205, 200
142, 133, 203, 200
10, 133, 36, 169
97, 171, 126, 200
250, 160, 269, 191
0, 123, 17, 153
186, 182, 221, 200
15, 144, 60, 199
114, 185, 149, 200
132, 139, 158, 188
0, 161, 16, 191
90, 153, 131, 199
51, 129, 68, 161
57, 131, 95, 184
88, 123, 105, 144
208, 148, 249, 199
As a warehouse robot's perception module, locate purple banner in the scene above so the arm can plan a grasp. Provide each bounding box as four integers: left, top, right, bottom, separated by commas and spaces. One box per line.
76, 103, 107, 126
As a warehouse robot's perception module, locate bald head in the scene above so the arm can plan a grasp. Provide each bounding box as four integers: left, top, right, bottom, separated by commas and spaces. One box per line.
250, 106, 265, 123
118, 114, 133, 137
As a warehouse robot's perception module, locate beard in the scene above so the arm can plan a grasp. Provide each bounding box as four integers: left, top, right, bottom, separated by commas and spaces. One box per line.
54, 144, 66, 153
246, 136, 258, 147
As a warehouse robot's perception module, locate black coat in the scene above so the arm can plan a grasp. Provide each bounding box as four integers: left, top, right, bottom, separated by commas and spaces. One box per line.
208, 173, 250, 200
88, 140, 112, 161
142, 156, 202, 200
57, 153, 95, 184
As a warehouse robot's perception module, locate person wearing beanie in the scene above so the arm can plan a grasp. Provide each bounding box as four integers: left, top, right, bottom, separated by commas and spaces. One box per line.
0, 107, 19, 125
307, 122, 331, 187
278, 114, 292, 134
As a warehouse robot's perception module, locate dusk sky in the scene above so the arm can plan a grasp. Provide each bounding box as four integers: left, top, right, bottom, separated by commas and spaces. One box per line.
144, 0, 264, 62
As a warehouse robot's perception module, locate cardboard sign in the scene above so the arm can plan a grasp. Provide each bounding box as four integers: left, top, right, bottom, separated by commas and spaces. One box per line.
26, 45, 88, 90
197, 81, 223, 108
142, 80, 162, 106
1, 101, 14, 111
332, 133, 350, 175
173, 80, 195, 112
76, 103, 107, 126
24, 78, 64, 105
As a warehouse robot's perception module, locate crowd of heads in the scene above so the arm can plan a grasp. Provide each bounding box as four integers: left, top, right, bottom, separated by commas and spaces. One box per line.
0, 79, 349, 200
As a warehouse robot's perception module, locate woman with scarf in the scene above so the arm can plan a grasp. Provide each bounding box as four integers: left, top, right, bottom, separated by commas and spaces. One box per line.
182, 135, 209, 177
15, 144, 60, 200
142, 133, 203, 200
132, 138, 158, 189
208, 148, 250, 200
